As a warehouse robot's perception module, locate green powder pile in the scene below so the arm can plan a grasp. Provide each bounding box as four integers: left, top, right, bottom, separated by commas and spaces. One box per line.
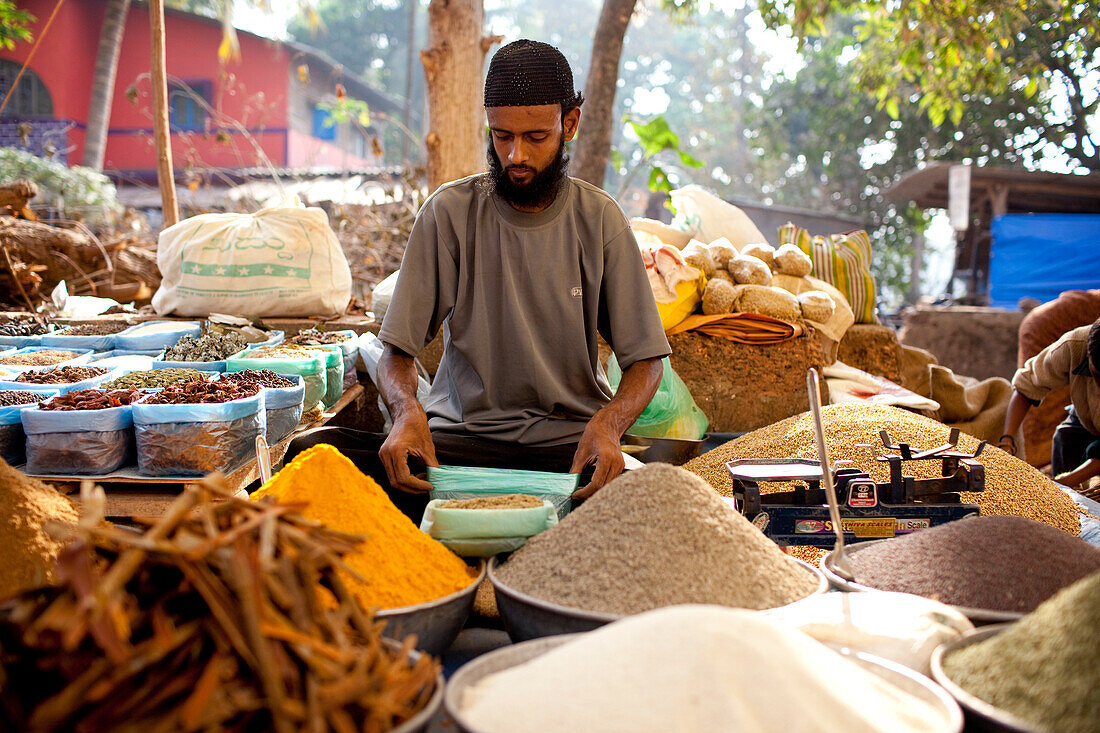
942, 570, 1100, 732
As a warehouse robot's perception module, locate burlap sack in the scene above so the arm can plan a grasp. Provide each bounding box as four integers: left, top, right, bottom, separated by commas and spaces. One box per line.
929, 365, 1014, 445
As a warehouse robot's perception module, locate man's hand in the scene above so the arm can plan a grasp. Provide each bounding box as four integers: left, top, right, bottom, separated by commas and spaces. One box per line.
379, 411, 438, 493
998, 434, 1017, 456
570, 414, 625, 499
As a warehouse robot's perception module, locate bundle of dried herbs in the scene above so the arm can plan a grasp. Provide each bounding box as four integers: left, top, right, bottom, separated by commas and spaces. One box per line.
0, 479, 441, 732
38, 388, 141, 411
142, 379, 259, 405
163, 332, 247, 362
16, 366, 108, 384
221, 369, 296, 389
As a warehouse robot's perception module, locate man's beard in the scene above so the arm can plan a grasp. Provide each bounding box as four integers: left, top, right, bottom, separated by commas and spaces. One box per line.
487, 135, 569, 209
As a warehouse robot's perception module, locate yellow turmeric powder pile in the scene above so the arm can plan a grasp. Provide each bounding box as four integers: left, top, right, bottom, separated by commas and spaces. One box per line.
252, 444, 476, 609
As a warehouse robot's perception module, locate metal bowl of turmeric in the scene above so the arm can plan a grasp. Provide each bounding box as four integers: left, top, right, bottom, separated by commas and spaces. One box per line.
378, 561, 487, 658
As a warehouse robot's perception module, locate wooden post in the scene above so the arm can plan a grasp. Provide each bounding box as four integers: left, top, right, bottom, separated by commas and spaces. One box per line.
149, 0, 179, 227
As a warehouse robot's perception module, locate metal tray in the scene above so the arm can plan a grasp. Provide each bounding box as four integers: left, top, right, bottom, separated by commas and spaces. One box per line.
377, 561, 486, 658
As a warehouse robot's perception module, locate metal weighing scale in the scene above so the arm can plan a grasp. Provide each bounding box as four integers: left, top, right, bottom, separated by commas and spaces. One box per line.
725, 424, 987, 548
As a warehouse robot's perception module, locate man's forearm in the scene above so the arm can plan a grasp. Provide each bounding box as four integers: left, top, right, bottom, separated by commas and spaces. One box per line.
1001, 390, 1034, 452
377, 344, 424, 422
596, 356, 664, 435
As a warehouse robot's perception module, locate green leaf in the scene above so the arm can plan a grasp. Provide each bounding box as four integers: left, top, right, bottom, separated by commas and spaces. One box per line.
1024, 77, 1038, 97
885, 98, 900, 120
648, 165, 673, 193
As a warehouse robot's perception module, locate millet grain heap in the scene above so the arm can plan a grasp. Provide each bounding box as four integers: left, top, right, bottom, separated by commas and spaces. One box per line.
942, 571, 1100, 732
0, 458, 78, 599
495, 464, 819, 614
848, 515, 1100, 612
684, 403, 1082, 535
439, 494, 544, 510
0, 350, 82, 366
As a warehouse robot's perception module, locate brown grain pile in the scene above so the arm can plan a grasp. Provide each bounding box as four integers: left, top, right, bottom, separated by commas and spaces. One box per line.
0, 458, 78, 600
495, 464, 820, 615
439, 494, 543, 509
684, 403, 1081, 535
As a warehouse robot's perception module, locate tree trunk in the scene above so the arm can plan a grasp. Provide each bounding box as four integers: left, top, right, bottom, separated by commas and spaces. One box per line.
572, 0, 638, 188
82, 0, 132, 171
149, 0, 178, 227
421, 0, 498, 193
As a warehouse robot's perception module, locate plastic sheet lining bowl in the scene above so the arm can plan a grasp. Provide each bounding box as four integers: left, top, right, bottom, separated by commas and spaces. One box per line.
377, 561, 486, 658
930, 625, 1041, 733
488, 554, 828, 643
821, 541, 1025, 626
443, 635, 962, 733
620, 433, 704, 465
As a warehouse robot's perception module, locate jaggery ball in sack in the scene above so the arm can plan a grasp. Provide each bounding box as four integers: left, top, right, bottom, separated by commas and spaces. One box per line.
736, 285, 802, 322
702, 278, 737, 315
706, 238, 738, 269
711, 269, 734, 284
774, 244, 813, 277
798, 290, 836, 322
728, 254, 773, 286
741, 243, 776, 270
681, 240, 717, 278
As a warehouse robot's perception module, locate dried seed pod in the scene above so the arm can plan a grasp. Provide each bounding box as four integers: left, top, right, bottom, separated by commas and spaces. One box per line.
728, 254, 773, 286
702, 278, 737, 315
774, 244, 813, 277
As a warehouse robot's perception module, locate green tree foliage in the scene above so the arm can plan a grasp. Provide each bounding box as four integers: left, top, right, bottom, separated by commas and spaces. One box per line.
0, 1, 33, 50
759, 0, 1100, 171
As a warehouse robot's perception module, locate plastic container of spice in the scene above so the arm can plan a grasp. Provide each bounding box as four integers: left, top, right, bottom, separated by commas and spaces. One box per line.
257, 344, 343, 408
289, 330, 359, 390
132, 390, 265, 476
0, 346, 94, 372
217, 372, 305, 444
0, 366, 123, 395
226, 349, 327, 412
21, 396, 135, 475
114, 320, 202, 351
40, 326, 126, 352
0, 390, 59, 465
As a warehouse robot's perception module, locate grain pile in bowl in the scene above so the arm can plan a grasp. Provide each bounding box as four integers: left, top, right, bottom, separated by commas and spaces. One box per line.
942, 571, 1100, 732
494, 463, 819, 614
0, 458, 78, 600
684, 403, 1082, 535
849, 515, 1100, 612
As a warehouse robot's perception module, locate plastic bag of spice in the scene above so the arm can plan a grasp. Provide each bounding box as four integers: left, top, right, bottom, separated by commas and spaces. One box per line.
226, 351, 326, 412
21, 401, 135, 475
0, 367, 122, 396
287, 330, 359, 390
0, 347, 94, 372
40, 329, 119, 352
114, 321, 202, 351
427, 465, 580, 519
151, 347, 250, 374
420, 497, 559, 557
262, 344, 343, 407
132, 391, 265, 476
0, 390, 60, 464
217, 373, 304, 444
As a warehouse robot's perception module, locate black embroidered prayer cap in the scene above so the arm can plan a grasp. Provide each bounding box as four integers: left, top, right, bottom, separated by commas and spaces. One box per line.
484, 40, 583, 110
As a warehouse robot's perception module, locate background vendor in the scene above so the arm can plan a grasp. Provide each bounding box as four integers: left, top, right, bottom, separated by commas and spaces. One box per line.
1001, 318, 1100, 489
288, 40, 670, 517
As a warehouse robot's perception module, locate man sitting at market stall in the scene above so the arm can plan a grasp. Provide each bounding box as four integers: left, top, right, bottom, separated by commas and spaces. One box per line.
1001, 317, 1100, 489
287, 40, 670, 518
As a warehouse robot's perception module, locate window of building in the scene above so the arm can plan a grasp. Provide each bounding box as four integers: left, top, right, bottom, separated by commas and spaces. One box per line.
312, 105, 336, 141
0, 60, 53, 118
168, 81, 210, 131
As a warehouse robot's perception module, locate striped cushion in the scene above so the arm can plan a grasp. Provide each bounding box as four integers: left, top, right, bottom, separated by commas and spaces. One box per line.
778, 223, 879, 324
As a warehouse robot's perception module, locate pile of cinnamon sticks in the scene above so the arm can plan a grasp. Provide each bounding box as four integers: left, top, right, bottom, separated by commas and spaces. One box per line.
0, 478, 440, 732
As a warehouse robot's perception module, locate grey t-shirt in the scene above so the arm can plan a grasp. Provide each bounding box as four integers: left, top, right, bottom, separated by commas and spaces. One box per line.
379, 174, 671, 446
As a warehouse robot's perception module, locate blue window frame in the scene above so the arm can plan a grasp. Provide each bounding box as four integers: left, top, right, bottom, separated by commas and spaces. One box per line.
168, 81, 210, 131
312, 105, 336, 140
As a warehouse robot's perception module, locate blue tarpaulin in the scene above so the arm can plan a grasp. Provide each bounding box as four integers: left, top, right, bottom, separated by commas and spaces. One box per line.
989, 213, 1100, 308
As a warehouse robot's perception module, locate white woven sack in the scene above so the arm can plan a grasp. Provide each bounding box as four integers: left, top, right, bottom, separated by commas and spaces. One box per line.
152, 196, 352, 317
669, 185, 767, 250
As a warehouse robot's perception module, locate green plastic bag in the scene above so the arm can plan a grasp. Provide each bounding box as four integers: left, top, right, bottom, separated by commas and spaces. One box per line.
427, 465, 579, 519
607, 355, 708, 440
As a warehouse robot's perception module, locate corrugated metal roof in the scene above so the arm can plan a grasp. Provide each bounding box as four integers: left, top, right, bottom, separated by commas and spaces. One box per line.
885, 163, 1100, 214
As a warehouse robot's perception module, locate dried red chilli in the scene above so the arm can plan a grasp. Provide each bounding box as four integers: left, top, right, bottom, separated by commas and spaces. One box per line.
39, 388, 142, 411
16, 366, 109, 384
142, 380, 260, 405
